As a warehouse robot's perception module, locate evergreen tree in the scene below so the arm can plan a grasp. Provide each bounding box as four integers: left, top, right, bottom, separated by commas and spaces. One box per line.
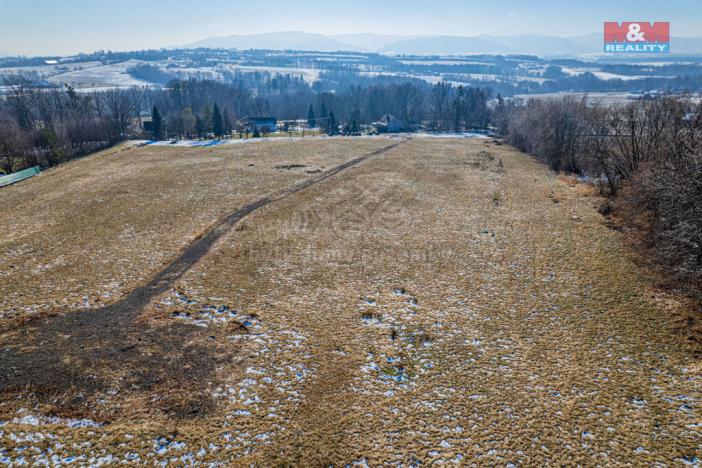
195, 115, 205, 139
151, 105, 163, 140
319, 103, 328, 132
40, 127, 65, 165
307, 105, 316, 128
328, 111, 337, 136
201, 105, 213, 136
212, 103, 224, 138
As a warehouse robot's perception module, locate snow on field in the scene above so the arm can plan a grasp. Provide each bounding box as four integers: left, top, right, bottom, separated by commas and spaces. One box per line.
360, 71, 442, 84
413, 132, 490, 139
591, 71, 652, 81
560, 66, 587, 76
142, 137, 314, 148
143, 139, 231, 147
1, 409, 102, 429
139, 133, 482, 148
46, 60, 150, 90
634, 61, 695, 67
559, 67, 650, 81
361, 70, 548, 87
139, 132, 489, 148
0, 61, 103, 77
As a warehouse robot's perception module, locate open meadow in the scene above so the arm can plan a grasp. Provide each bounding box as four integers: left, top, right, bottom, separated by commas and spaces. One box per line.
0, 137, 700, 465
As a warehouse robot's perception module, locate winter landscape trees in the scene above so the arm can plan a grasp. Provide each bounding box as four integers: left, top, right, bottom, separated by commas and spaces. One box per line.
500, 95, 702, 302
0, 75, 493, 172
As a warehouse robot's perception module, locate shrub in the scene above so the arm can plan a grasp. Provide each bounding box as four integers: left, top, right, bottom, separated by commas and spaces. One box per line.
502, 95, 702, 304
619, 149, 702, 301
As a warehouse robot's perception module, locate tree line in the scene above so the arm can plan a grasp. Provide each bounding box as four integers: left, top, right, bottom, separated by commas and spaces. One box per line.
0, 76, 144, 170
498, 96, 702, 303
0, 75, 492, 172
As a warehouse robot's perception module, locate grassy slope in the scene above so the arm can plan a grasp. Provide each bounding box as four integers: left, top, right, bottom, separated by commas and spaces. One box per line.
0, 138, 390, 322
0, 137, 699, 465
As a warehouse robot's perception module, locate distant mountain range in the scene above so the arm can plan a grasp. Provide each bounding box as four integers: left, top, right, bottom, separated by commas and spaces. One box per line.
183, 31, 702, 57
184, 31, 355, 53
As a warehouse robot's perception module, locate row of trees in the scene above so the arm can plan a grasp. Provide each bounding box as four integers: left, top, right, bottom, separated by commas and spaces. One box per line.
142, 79, 492, 140
0, 76, 144, 170
149, 103, 234, 140
0, 73, 494, 172
499, 96, 702, 302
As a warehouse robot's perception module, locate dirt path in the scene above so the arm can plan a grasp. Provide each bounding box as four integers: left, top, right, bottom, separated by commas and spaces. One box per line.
0, 140, 402, 415
0, 137, 699, 465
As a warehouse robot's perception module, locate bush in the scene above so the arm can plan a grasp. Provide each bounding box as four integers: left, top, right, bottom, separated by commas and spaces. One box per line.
504, 98, 587, 173
619, 149, 702, 300
502, 95, 702, 304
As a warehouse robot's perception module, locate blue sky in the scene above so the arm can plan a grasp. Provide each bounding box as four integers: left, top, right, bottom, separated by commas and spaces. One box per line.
1, 0, 700, 55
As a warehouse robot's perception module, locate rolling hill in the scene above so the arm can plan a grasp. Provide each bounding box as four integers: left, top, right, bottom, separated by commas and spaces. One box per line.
184, 31, 364, 52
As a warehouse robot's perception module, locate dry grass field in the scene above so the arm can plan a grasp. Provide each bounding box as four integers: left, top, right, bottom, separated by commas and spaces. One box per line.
0, 138, 390, 322
0, 136, 700, 465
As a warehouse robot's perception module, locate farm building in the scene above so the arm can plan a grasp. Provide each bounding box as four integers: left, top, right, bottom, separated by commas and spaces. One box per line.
237, 117, 278, 134
373, 114, 404, 133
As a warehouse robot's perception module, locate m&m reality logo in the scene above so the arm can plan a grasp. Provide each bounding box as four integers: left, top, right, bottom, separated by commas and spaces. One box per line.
604, 22, 670, 53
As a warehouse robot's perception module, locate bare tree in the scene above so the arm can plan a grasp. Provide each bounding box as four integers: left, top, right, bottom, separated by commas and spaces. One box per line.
98, 90, 138, 142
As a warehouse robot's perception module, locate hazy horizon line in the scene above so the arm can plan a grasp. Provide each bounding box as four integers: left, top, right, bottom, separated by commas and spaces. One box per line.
5, 29, 702, 59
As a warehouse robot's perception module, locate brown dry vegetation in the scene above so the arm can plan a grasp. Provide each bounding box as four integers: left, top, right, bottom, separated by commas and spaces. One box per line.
0, 138, 390, 322
0, 137, 700, 465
